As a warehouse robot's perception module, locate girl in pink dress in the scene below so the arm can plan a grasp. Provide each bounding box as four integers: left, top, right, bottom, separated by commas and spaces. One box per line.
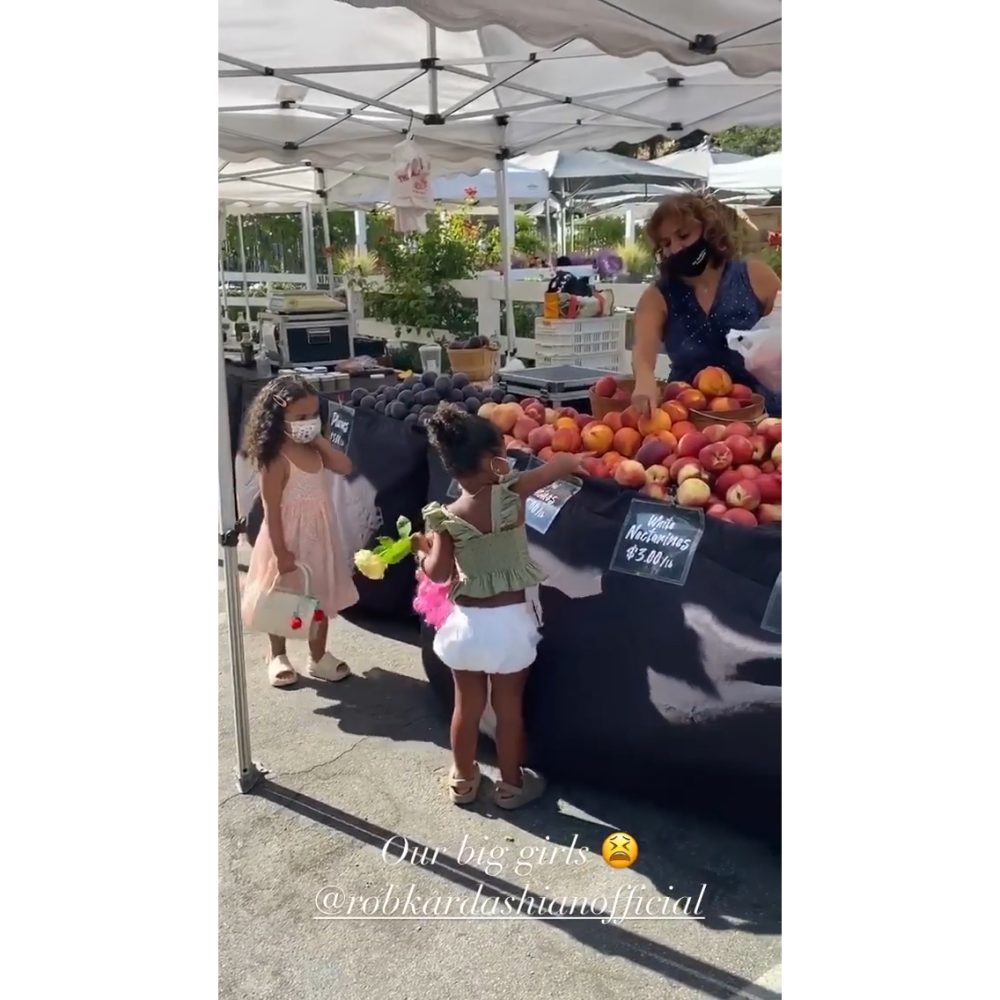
240, 375, 359, 687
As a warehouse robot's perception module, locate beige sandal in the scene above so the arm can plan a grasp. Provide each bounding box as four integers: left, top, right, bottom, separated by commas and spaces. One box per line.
268, 654, 298, 688
448, 764, 482, 805
493, 769, 546, 810
306, 652, 351, 682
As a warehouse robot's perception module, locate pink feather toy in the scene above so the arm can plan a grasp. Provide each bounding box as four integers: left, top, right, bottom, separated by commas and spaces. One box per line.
413, 570, 453, 629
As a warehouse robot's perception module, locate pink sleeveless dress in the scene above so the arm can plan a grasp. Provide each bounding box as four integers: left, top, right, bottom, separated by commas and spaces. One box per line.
241, 454, 359, 628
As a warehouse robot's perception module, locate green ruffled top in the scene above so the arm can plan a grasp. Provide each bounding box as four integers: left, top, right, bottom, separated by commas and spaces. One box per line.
422, 474, 545, 600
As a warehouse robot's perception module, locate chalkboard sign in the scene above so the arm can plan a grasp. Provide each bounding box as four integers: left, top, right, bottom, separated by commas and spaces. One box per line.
327, 402, 355, 452
525, 480, 580, 535
609, 499, 704, 587
761, 572, 781, 634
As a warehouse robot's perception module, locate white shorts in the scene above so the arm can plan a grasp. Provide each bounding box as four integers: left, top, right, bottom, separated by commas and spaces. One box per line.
432, 602, 541, 674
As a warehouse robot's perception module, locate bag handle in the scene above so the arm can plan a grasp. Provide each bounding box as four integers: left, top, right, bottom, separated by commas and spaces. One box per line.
267, 561, 314, 597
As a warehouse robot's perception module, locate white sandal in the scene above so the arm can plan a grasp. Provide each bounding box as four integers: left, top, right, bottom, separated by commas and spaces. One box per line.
268, 654, 298, 688
493, 769, 546, 810
306, 652, 351, 683
448, 764, 482, 805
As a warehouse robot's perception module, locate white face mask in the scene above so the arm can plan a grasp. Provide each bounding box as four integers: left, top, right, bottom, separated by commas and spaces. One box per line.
285, 417, 322, 444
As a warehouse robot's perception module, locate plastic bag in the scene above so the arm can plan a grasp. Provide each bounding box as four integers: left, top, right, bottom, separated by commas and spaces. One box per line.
389, 137, 433, 232
726, 304, 781, 392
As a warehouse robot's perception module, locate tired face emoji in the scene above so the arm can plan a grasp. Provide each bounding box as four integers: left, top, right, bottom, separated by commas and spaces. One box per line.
602, 832, 638, 869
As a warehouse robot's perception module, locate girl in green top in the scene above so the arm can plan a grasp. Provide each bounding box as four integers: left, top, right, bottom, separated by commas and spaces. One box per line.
415, 405, 586, 809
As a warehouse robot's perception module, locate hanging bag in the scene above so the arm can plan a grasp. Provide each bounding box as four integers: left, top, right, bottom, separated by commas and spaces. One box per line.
246, 563, 322, 639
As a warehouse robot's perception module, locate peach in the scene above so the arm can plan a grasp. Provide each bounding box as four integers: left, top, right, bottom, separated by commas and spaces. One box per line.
640, 482, 669, 500
707, 502, 729, 519
757, 417, 781, 435
489, 403, 519, 433
708, 397, 741, 412
537, 446, 555, 462
575, 412, 594, 431
699, 442, 734, 472
726, 434, 755, 465
677, 430, 710, 458
670, 420, 697, 440
620, 406, 642, 430
581, 422, 614, 455
593, 376, 617, 398
663, 381, 692, 401
763, 420, 782, 445
558, 407, 579, 420
726, 480, 762, 510
723, 508, 758, 528
527, 424, 555, 453
677, 388, 709, 411
543, 408, 559, 425
661, 400, 689, 423
635, 439, 673, 469
730, 383, 753, 400
757, 474, 782, 504
602, 411, 623, 432
749, 434, 769, 463
602, 450, 624, 470
694, 366, 734, 398
702, 424, 729, 443
758, 503, 782, 525
671, 457, 704, 484
554, 416, 577, 431
771, 442, 782, 467
645, 430, 678, 453
736, 464, 762, 480
478, 401, 497, 421
714, 469, 744, 498
613, 427, 642, 458
551, 426, 582, 453
513, 416, 540, 442
724, 422, 754, 439
637, 408, 672, 436
676, 478, 711, 508
523, 399, 545, 418
613, 459, 647, 489
582, 457, 610, 479
645, 464, 670, 486
761, 460, 776, 474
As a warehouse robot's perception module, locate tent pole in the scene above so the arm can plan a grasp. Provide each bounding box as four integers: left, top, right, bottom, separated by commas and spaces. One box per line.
320, 206, 336, 292
544, 197, 554, 264
236, 213, 250, 324
495, 161, 517, 354
301, 206, 317, 289
218, 208, 263, 794
427, 25, 439, 115
354, 210, 368, 254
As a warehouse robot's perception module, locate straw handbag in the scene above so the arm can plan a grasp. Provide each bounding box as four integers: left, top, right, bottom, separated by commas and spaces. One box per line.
247, 563, 322, 639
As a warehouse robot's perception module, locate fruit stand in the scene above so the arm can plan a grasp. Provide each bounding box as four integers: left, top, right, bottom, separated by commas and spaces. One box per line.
239, 364, 781, 834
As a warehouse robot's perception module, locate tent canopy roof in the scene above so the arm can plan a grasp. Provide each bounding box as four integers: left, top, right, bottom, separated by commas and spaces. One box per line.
220, 0, 780, 174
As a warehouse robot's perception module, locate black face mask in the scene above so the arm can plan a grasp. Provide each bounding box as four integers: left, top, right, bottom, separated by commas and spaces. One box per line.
661, 237, 712, 278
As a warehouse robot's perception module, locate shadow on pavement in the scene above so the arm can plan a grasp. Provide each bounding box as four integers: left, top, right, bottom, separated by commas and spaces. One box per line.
252, 780, 780, 1000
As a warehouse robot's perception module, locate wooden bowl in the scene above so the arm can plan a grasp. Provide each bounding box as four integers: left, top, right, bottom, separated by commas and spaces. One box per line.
688, 394, 766, 429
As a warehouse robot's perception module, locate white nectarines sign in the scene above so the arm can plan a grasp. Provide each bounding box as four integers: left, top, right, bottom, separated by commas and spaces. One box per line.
610, 501, 704, 587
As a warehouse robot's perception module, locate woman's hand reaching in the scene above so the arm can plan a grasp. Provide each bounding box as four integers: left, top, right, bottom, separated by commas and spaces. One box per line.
631, 374, 660, 417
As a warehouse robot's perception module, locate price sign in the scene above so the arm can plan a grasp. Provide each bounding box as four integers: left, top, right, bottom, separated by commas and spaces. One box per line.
525, 480, 580, 535
761, 572, 781, 634
327, 402, 354, 452
609, 499, 704, 587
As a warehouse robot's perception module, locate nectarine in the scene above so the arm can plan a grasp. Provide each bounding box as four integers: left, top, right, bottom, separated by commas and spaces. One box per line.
677, 388, 709, 411
663, 381, 691, 401
677, 478, 712, 508
714, 469, 743, 498
758, 503, 782, 525
554, 416, 577, 431
748, 434, 769, 463
723, 508, 758, 528
702, 424, 729, 443
513, 416, 540, 442
620, 406, 642, 430
635, 439, 673, 469
726, 434, 755, 465
771, 442, 782, 467
708, 397, 741, 412
671, 457, 705, 484
661, 400, 689, 423
612, 427, 642, 458
670, 420, 697, 440
637, 408, 671, 436
677, 431, 710, 458
723, 422, 753, 438
527, 424, 555, 453
757, 474, 782, 504
593, 376, 617, 398
574, 412, 594, 431
581, 422, 614, 455
726, 480, 761, 510
603, 411, 623, 432
644, 464, 670, 486
537, 446, 555, 462
614, 459, 647, 489
694, 366, 733, 399
640, 483, 669, 500
735, 464, 762, 480
551, 426, 582, 453
602, 450, 624, 470
699, 442, 734, 472
730, 384, 753, 400
707, 503, 729, 519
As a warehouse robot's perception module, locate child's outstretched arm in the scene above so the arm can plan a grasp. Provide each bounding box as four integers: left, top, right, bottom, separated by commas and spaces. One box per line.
260, 460, 295, 575
313, 435, 353, 476
514, 452, 587, 499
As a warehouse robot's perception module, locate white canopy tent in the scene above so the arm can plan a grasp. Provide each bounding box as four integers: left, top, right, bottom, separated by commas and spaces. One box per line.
653, 144, 751, 182
218, 0, 781, 790
709, 150, 782, 192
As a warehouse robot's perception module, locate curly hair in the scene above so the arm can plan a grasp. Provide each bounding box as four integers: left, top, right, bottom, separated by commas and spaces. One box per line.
645, 193, 737, 266
427, 404, 502, 477
240, 374, 323, 470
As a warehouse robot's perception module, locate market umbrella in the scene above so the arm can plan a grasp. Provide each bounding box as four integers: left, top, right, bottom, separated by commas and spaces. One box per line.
341, 0, 781, 77
709, 150, 782, 192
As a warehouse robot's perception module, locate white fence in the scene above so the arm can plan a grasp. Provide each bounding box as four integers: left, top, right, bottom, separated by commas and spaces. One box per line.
221, 271, 671, 375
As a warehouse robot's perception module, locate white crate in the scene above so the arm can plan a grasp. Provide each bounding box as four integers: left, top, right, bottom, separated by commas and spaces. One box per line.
533, 314, 626, 370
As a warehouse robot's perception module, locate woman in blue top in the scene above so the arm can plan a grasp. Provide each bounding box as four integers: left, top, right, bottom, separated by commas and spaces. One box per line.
631, 194, 781, 416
